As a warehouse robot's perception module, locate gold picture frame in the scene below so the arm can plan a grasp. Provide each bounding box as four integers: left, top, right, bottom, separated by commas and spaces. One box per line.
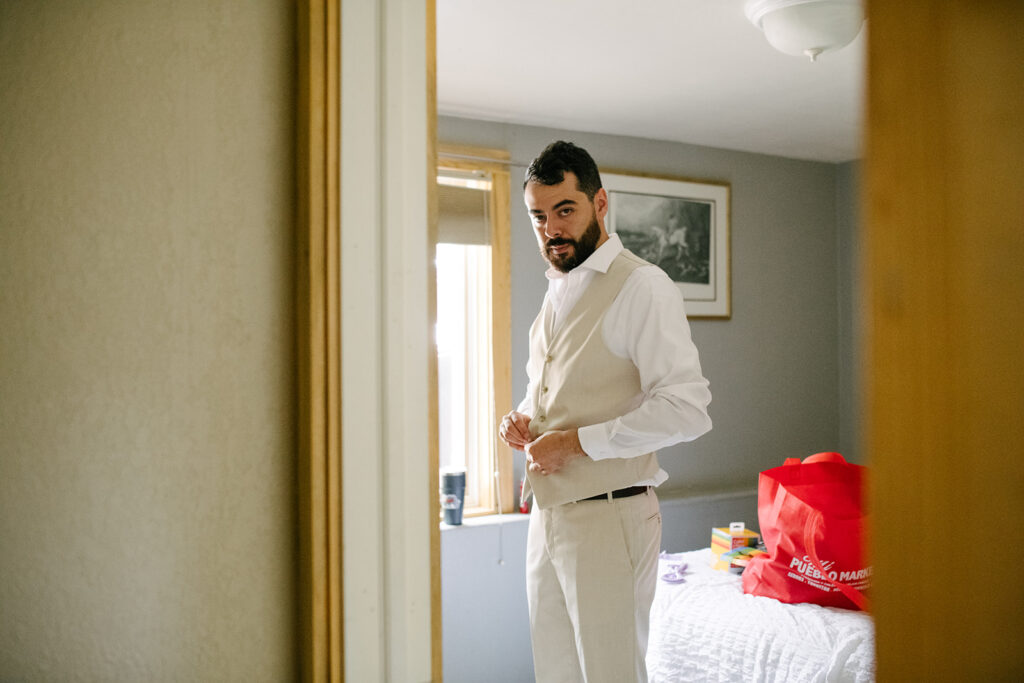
603, 171, 731, 319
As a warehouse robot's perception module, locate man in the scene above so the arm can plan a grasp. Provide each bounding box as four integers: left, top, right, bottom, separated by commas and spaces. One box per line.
498, 141, 712, 683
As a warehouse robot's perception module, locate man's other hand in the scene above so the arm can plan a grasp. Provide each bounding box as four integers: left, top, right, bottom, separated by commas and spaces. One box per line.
525, 429, 585, 475
499, 411, 533, 451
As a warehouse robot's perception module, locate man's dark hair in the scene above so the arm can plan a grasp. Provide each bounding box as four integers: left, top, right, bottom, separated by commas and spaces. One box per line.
524, 141, 603, 200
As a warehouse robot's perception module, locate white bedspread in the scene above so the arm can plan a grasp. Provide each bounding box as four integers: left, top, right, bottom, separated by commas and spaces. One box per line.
647, 548, 875, 683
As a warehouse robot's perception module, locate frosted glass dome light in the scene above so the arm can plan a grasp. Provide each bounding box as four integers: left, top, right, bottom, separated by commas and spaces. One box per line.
745, 0, 865, 62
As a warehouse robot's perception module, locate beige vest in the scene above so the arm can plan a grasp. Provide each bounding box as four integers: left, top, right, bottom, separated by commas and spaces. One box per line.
525, 249, 661, 509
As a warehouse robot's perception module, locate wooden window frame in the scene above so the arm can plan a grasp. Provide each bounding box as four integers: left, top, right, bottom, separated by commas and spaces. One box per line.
437, 144, 515, 516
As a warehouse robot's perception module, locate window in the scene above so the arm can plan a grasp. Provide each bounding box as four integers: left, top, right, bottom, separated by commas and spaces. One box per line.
435, 146, 513, 515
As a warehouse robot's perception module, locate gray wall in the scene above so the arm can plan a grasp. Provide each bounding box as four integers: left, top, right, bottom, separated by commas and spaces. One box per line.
837, 161, 863, 462
1, 2, 298, 679
439, 115, 861, 682
442, 516, 532, 683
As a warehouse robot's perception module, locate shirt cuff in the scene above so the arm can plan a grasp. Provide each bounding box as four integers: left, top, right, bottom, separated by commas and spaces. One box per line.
577, 423, 613, 460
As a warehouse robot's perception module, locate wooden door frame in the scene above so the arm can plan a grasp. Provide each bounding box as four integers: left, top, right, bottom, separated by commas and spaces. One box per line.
297, 1, 438, 680
865, 1, 1024, 677
297, 1, 341, 680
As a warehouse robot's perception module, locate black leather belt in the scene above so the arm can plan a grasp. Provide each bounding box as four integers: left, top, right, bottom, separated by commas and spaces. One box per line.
579, 485, 650, 502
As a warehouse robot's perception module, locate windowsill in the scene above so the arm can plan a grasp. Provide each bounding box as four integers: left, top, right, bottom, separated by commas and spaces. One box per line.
440, 511, 530, 530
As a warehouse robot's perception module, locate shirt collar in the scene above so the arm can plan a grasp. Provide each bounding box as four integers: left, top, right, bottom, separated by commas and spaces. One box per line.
545, 233, 623, 281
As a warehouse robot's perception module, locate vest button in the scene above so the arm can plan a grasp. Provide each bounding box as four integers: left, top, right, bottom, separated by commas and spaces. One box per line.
542, 386, 548, 393
545, 354, 553, 363
538, 415, 546, 422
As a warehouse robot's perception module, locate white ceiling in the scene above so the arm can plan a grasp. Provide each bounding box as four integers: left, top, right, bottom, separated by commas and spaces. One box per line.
437, 0, 865, 163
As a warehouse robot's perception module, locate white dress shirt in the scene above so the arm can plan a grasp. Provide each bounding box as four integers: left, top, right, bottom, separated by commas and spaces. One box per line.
518, 234, 712, 486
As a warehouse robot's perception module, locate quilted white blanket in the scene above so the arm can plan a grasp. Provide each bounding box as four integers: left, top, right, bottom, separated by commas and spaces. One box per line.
647, 549, 875, 683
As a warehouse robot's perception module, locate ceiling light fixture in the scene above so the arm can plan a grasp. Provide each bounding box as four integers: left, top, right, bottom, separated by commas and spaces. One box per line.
745, 0, 865, 62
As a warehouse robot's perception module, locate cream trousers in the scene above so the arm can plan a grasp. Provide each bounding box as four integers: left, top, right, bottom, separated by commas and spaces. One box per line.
526, 488, 661, 683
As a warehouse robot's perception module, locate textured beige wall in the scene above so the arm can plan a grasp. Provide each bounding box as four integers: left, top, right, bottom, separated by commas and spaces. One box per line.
0, 1, 297, 679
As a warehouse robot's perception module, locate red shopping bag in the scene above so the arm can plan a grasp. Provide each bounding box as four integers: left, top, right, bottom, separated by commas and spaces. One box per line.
742, 452, 870, 611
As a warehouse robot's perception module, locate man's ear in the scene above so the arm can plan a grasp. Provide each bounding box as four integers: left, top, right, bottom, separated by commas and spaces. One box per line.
594, 187, 609, 219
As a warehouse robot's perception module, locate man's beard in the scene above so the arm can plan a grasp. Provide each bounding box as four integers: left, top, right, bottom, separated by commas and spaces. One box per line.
543, 216, 601, 273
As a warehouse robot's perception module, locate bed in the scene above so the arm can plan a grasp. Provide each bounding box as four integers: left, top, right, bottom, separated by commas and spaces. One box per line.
646, 548, 875, 683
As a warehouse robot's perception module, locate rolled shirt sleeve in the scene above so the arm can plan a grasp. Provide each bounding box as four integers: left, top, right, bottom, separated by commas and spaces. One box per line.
577, 265, 712, 460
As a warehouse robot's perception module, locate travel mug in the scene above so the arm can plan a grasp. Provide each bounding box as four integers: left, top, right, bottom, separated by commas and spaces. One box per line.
441, 468, 466, 525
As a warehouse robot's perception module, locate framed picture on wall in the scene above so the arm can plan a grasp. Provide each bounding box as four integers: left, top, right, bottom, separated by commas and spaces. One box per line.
602, 172, 731, 319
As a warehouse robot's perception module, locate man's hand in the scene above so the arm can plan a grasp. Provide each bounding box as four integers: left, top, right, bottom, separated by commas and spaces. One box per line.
499, 410, 533, 451
524, 429, 586, 476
